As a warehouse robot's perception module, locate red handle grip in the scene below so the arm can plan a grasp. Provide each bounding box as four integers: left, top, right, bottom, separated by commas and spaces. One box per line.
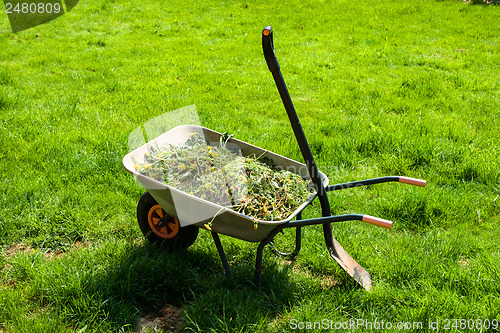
399, 176, 426, 187
362, 215, 393, 229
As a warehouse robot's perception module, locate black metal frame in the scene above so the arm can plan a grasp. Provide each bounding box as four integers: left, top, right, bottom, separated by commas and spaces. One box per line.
207, 26, 425, 289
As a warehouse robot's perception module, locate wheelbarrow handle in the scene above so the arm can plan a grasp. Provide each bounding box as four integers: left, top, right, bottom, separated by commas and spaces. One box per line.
286, 214, 393, 230
262, 26, 280, 73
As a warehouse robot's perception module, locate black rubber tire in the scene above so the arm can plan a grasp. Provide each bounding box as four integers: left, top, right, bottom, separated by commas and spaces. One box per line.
137, 191, 198, 249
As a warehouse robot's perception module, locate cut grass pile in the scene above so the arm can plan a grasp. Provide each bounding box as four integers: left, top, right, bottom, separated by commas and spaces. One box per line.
0, 0, 499, 332
136, 132, 314, 223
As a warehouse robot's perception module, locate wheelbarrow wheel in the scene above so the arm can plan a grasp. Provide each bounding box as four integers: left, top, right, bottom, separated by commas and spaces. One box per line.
137, 191, 198, 249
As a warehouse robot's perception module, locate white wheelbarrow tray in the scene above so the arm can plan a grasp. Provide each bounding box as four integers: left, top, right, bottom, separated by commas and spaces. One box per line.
122, 124, 328, 242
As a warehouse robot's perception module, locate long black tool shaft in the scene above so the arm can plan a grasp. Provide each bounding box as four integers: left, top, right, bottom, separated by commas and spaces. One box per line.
262, 26, 330, 218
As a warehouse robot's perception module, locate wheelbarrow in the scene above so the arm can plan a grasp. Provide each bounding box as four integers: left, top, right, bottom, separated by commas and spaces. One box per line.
122, 26, 426, 290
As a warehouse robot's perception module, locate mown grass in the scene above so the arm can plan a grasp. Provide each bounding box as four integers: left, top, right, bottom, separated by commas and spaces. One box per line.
1, 0, 499, 332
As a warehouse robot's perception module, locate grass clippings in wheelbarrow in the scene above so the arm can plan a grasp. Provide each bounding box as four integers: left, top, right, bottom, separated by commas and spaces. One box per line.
134, 133, 315, 226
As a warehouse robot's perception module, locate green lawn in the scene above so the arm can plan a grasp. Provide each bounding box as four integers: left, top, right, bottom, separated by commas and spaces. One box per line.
1, 0, 499, 332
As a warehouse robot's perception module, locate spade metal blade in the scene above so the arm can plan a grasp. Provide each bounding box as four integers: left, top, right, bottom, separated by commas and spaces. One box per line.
328, 236, 372, 290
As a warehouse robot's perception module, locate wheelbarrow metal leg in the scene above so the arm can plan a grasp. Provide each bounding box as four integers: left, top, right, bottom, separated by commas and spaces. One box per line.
211, 231, 232, 277
294, 226, 302, 255
268, 212, 303, 257
294, 212, 303, 255
254, 223, 287, 287
256, 214, 302, 286
254, 240, 268, 288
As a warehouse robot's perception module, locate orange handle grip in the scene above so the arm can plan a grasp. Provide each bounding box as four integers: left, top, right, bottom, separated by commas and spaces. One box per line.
399, 176, 426, 187
362, 215, 393, 229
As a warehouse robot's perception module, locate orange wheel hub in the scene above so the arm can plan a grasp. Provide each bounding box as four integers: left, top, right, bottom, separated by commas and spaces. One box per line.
147, 204, 180, 239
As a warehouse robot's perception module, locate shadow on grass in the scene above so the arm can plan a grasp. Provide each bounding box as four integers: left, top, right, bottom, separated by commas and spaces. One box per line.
83, 238, 300, 332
